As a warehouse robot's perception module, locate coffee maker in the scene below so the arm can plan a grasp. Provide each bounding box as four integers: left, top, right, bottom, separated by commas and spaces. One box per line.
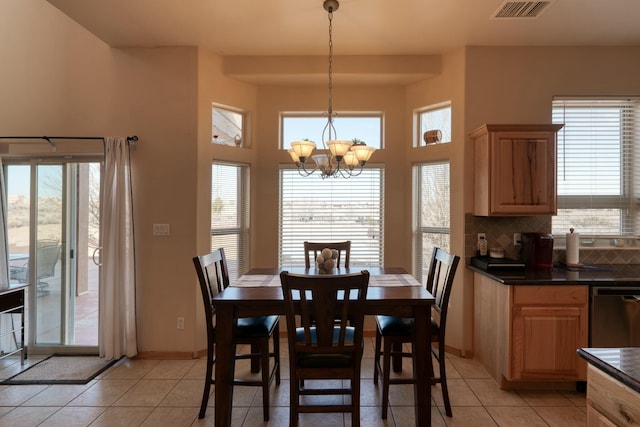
521, 232, 554, 269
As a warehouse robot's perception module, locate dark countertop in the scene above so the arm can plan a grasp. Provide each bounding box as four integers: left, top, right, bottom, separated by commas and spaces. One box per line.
468, 263, 640, 286
578, 348, 640, 394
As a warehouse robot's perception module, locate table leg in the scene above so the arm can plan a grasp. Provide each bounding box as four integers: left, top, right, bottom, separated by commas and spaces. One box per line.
215, 306, 237, 427
412, 305, 431, 427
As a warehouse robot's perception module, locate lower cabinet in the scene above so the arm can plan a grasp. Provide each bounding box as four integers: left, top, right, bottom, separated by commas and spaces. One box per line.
586, 364, 640, 426
474, 273, 588, 386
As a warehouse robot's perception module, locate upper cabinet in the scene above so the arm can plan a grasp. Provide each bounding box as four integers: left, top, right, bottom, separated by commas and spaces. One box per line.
471, 124, 563, 216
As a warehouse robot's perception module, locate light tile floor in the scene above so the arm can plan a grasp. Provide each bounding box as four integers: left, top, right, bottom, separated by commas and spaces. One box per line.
0, 338, 587, 426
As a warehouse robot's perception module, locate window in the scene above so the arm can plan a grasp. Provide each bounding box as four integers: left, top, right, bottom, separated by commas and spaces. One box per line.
552, 97, 640, 239
281, 113, 382, 149
211, 162, 249, 282
416, 102, 451, 146
413, 162, 450, 282
212, 103, 246, 147
279, 168, 384, 268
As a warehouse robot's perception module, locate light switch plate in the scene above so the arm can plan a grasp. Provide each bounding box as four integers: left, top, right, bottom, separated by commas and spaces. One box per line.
153, 224, 170, 236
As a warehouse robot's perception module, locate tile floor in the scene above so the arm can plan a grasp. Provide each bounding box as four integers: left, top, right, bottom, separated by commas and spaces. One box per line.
0, 338, 587, 427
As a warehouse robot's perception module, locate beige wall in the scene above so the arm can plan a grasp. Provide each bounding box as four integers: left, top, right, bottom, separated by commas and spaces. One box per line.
5, 2, 640, 357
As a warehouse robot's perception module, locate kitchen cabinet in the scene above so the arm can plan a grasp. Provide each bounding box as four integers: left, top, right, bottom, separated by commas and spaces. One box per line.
511, 285, 587, 381
578, 348, 640, 426
474, 273, 587, 387
586, 365, 640, 426
471, 124, 563, 216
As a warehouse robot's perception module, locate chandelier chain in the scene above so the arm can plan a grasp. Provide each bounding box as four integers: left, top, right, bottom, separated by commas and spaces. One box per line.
327, 6, 335, 141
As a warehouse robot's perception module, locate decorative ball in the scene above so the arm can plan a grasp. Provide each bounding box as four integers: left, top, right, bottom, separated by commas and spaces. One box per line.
331, 249, 338, 259
321, 248, 333, 260
324, 258, 335, 270
316, 255, 325, 264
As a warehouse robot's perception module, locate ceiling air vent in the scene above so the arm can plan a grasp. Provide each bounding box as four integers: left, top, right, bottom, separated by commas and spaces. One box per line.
492, 1, 552, 18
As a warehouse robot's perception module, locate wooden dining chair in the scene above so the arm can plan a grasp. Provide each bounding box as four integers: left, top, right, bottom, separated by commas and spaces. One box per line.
279, 270, 370, 427
193, 248, 280, 420
373, 247, 460, 418
304, 240, 351, 268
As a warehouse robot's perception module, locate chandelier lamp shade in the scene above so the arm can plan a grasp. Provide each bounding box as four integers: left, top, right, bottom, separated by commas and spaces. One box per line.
287, 0, 376, 179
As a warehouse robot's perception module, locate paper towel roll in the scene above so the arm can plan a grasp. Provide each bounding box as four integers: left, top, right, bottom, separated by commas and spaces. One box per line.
566, 229, 580, 266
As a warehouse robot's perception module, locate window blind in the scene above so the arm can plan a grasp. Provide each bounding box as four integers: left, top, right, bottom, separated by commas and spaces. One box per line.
552, 97, 640, 236
211, 162, 250, 282
413, 162, 450, 282
279, 168, 384, 268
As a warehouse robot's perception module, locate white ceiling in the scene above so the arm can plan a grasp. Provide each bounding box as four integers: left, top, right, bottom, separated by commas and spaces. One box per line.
46, 0, 640, 83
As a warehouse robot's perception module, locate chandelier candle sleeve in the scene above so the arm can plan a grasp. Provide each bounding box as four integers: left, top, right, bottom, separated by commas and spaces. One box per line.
290, 140, 316, 162
327, 139, 353, 158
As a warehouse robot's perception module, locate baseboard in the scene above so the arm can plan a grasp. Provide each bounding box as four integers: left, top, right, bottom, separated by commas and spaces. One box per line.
135, 351, 196, 360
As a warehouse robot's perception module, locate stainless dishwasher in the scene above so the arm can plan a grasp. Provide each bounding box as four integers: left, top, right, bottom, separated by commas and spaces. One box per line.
590, 286, 640, 347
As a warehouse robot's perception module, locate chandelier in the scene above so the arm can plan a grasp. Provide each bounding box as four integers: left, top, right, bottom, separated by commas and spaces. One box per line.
287, 0, 376, 179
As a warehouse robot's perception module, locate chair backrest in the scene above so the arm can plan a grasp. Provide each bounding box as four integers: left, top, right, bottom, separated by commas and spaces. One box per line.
425, 248, 460, 335
304, 241, 351, 268
280, 270, 369, 356
193, 248, 230, 334
36, 240, 61, 279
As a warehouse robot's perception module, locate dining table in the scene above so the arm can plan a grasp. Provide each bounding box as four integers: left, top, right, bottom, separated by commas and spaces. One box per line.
212, 266, 435, 427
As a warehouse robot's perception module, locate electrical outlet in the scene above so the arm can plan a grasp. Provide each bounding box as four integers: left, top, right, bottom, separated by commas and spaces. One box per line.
513, 233, 522, 246
177, 317, 184, 330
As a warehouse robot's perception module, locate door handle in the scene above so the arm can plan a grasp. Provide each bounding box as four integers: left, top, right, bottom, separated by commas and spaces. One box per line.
92, 247, 102, 267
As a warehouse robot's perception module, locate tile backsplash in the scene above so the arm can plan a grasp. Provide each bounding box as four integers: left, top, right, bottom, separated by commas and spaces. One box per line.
464, 213, 640, 265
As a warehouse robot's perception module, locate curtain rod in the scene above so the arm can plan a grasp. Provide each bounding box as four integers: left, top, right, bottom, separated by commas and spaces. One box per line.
0, 135, 138, 151
0, 136, 138, 143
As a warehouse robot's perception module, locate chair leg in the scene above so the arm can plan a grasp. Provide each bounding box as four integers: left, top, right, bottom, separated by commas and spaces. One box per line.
352, 376, 361, 427
251, 342, 260, 373
373, 329, 382, 385
437, 344, 452, 417
273, 323, 281, 385
261, 338, 270, 421
290, 372, 299, 427
381, 338, 392, 419
199, 345, 214, 419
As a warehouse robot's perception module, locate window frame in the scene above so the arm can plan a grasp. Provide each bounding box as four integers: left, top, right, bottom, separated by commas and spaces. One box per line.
552, 96, 640, 241
415, 101, 452, 147
212, 103, 249, 148
279, 111, 384, 150
278, 164, 385, 269
210, 161, 250, 282
413, 161, 451, 282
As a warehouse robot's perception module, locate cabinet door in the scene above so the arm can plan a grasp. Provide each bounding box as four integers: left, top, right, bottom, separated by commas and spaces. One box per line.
586, 406, 618, 427
511, 305, 587, 380
490, 131, 556, 215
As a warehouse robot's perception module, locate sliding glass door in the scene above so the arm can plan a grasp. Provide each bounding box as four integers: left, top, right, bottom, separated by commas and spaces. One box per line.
5, 159, 101, 353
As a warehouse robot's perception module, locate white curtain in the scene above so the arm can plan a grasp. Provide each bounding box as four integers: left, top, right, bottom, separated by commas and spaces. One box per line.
0, 157, 9, 286
0, 156, 13, 352
99, 137, 138, 360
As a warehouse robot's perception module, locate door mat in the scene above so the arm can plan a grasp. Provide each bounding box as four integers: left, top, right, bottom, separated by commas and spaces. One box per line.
1, 354, 118, 385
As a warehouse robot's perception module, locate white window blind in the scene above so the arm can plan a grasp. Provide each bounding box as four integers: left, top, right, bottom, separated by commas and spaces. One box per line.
413, 162, 450, 282
279, 168, 384, 268
211, 162, 250, 282
552, 97, 640, 236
